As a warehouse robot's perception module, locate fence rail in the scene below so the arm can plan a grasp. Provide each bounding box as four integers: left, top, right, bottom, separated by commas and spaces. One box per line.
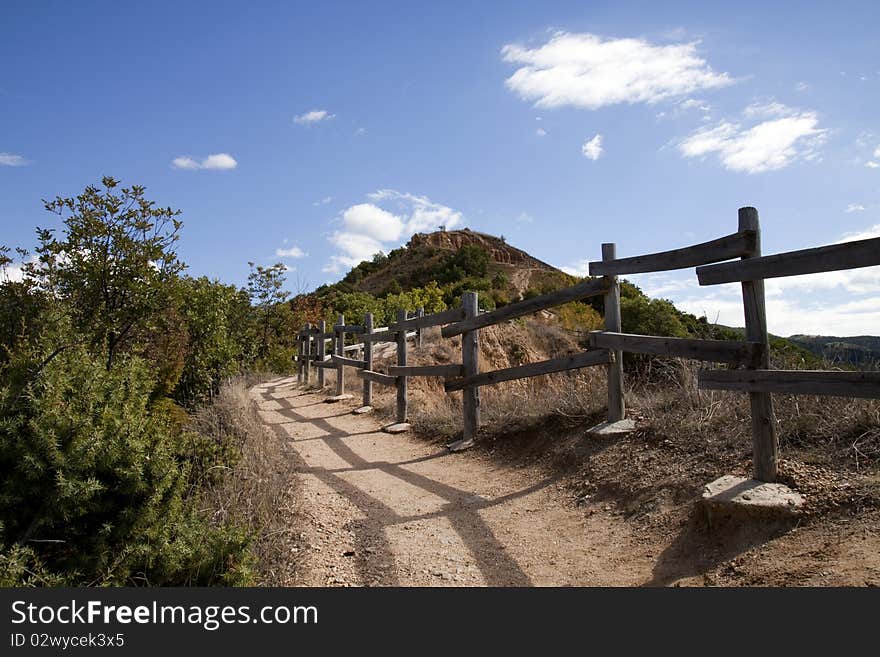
698, 369, 880, 398
588, 331, 763, 366
295, 205, 879, 484
589, 230, 756, 276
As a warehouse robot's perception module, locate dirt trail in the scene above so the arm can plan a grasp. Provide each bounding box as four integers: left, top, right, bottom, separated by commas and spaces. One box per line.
252, 376, 653, 586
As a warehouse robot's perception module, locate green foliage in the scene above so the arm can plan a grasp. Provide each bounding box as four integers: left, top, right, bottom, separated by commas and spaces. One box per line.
247, 262, 293, 363
0, 346, 249, 585
174, 277, 252, 405
28, 177, 185, 370
437, 244, 490, 283
0, 178, 280, 587
620, 295, 689, 338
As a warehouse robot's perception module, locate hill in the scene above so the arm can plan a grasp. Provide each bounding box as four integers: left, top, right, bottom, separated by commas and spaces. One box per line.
788, 335, 880, 367
327, 228, 574, 305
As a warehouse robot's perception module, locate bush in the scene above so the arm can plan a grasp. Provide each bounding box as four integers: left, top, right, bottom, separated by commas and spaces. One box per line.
0, 347, 252, 586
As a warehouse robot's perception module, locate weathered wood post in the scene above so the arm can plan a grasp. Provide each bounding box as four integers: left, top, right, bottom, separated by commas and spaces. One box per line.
362, 312, 373, 408
396, 308, 408, 423
335, 313, 345, 396
739, 206, 778, 482
453, 291, 480, 451
317, 319, 326, 388
603, 244, 626, 422
417, 306, 425, 348
303, 323, 312, 386
296, 329, 304, 384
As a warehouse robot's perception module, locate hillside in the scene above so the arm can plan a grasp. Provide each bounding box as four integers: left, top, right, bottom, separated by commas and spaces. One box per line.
331, 229, 573, 303
304, 228, 819, 367
789, 335, 880, 367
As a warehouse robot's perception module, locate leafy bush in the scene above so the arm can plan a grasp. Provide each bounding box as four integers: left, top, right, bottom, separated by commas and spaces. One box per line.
0, 347, 251, 585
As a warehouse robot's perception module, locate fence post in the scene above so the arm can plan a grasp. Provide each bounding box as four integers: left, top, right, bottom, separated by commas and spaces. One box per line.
417, 306, 425, 348
296, 329, 304, 384
335, 313, 345, 396
396, 308, 408, 424
317, 319, 326, 388
362, 312, 373, 408
602, 243, 625, 422
739, 207, 778, 482
304, 323, 312, 386
452, 291, 480, 451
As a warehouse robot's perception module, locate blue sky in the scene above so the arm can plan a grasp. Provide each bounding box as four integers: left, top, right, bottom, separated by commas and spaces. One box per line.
2, 0, 879, 336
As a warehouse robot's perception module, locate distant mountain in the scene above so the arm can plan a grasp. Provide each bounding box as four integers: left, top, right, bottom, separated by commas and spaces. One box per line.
788, 335, 880, 367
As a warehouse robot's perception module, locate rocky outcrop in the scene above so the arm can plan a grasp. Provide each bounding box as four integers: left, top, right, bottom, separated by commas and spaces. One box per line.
408, 229, 557, 271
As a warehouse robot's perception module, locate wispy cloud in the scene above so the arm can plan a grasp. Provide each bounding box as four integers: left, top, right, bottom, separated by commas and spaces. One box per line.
171, 153, 237, 170
293, 109, 335, 125
536, 128, 547, 137
323, 190, 464, 274
845, 204, 866, 213
312, 196, 334, 207
0, 152, 29, 167
501, 31, 732, 111
866, 161, 880, 169
678, 103, 827, 173
581, 133, 604, 160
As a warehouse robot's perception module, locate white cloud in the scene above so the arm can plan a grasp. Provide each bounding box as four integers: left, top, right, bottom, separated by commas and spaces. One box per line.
341, 203, 404, 242
865, 161, 879, 169
501, 31, 732, 111
678, 105, 827, 173
536, 128, 547, 137
795, 81, 810, 92
1, 262, 24, 282
680, 98, 711, 112
312, 196, 333, 206
355, 127, 367, 136
0, 152, 29, 166
171, 153, 237, 170
560, 259, 590, 277
293, 109, 335, 125
324, 190, 465, 274
581, 133, 604, 160
275, 245, 307, 258
516, 212, 534, 224
742, 101, 792, 118
366, 189, 464, 234
875, 146, 880, 158
201, 153, 237, 170
845, 204, 866, 213
171, 156, 200, 170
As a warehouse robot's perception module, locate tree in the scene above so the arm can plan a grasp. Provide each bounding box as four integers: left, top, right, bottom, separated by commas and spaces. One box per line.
25, 177, 184, 369
247, 262, 291, 360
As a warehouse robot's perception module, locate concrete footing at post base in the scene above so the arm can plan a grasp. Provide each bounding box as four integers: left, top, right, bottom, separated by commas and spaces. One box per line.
446, 438, 475, 453
586, 418, 636, 436
701, 475, 804, 526
382, 422, 411, 434
325, 394, 354, 403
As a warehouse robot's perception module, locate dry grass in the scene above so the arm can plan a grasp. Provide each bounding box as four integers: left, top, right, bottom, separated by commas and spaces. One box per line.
189, 376, 299, 585
356, 319, 880, 482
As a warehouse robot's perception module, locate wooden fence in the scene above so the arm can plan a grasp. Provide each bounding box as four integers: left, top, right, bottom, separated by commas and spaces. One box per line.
294, 206, 880, 482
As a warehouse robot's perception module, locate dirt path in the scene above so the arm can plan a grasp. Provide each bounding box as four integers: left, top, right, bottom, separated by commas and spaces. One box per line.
252, 376, 654, 586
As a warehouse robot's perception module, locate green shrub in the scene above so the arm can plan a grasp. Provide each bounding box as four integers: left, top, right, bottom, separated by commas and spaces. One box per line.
0, 347, 251, 586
